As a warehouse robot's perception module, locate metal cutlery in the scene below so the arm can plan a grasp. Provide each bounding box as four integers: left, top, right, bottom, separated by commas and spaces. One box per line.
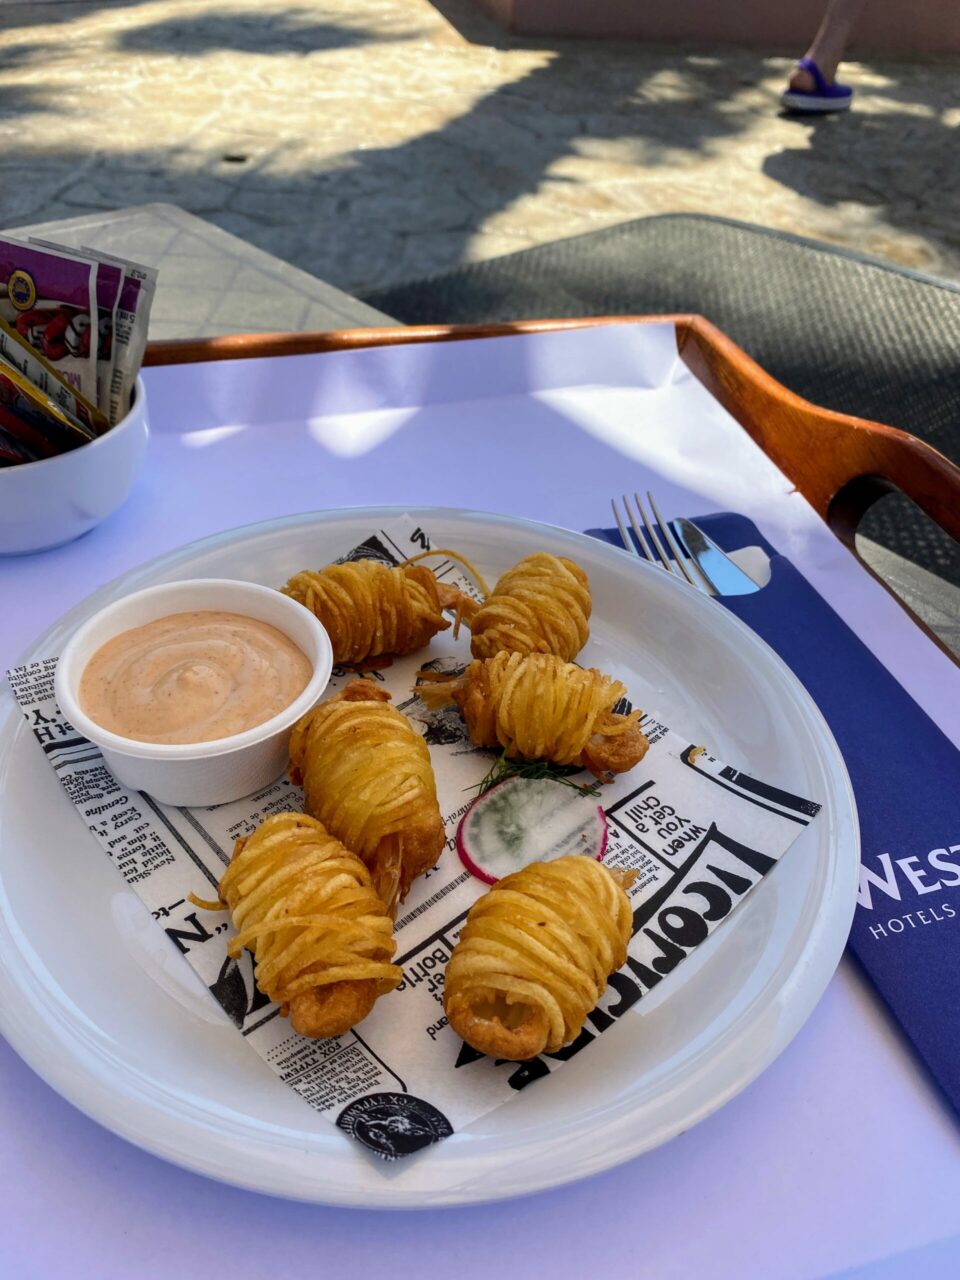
610, 492, 761, 596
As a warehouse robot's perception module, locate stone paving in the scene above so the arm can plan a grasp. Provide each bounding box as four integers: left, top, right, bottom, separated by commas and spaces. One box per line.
2, 0, 958, 296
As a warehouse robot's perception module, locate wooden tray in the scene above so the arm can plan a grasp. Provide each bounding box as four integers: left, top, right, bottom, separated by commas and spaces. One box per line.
144, 315, 960, 656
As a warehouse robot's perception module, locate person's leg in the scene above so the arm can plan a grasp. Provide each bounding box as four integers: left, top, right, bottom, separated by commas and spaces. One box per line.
788, 0, 869, 91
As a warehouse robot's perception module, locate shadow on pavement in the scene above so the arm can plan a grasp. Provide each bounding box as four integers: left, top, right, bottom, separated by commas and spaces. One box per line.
0, 42, 777, 289
764, 97, 959, 269
116, 11, 423, 55
0, 83, 57, 117
223, 46, 773, 286
0, 0, 163, 29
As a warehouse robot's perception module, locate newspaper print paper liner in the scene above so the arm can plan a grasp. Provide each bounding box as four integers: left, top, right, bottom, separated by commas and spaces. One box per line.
7, 516, 821, 1163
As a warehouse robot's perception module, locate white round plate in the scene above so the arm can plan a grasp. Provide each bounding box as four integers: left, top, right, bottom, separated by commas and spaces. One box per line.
0, 506, 858, 1207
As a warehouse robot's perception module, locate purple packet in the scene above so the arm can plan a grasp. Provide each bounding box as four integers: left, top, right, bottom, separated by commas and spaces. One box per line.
0, 317, 107, 436
31, 239, 122, 419
104, 259, 157, 425
0, 237, 98, 407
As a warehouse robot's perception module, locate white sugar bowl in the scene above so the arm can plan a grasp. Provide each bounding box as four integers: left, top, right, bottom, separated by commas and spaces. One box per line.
0, 376, 149, 555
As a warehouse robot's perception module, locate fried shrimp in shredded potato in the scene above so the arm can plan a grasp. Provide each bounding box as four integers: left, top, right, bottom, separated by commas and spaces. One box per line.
401, 550, 590, 660
444, 857, 635, 1058
417, 651, 649, 781
464, 553, 591, 661
289, 680, 445, 913
281, 560, 458, 666
218, 813, 401, 1039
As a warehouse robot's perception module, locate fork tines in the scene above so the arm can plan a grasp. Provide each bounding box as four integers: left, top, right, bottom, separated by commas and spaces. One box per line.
611, 492, 710, 592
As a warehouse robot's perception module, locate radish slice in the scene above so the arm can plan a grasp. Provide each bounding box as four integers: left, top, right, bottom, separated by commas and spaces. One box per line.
457, 777, 608, 885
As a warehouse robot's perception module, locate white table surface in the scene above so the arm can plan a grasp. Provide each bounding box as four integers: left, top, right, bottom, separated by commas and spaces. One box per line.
2, 324, 959, 1280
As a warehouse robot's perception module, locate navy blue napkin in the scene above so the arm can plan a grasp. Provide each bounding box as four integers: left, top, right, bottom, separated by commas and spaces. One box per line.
588, 513, 960, 1115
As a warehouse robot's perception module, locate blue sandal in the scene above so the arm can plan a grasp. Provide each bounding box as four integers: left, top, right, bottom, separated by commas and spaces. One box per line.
781, 57, 853, 114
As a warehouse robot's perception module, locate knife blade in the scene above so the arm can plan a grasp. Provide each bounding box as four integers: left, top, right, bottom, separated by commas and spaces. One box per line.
672, 518, 762, 596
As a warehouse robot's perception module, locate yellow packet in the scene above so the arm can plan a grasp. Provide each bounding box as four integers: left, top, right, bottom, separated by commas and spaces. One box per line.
0, 352, 96, 460
0, 316, 107, 436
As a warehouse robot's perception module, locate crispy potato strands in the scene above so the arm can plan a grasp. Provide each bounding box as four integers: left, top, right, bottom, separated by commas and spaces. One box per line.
218, 813, 400, 1039
283, 550, 591, 670
281, 560, 452, 665
403, 550, 591, 662
466, 553, 591, 661
419, 652, 648, 780
445, 857, 634, 1059
290, 680, 445, 913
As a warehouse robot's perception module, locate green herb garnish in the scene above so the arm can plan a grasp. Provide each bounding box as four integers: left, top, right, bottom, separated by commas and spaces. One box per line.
468, 749, 601, 799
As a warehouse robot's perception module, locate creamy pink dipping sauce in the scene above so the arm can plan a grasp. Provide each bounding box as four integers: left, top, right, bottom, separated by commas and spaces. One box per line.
79, 611, 313, 744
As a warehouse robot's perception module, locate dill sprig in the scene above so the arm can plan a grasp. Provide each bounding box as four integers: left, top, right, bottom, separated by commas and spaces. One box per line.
468, 749, 600, 799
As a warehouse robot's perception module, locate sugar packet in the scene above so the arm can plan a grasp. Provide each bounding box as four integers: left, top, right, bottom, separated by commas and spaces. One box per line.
30, 238, 123, 419
102, 256, 157, 425
74, 245, 158, 423
0, 237, 99, 408
0, 316, 107, 436
0, 354, 95, 462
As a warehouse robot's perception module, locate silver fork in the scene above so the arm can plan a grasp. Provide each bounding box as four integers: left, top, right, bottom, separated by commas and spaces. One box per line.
611, 492, 716, 594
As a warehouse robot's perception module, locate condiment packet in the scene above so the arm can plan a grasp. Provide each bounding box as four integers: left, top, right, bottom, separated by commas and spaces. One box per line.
0, 236, 158, 438
0, 316, 107, 436
6, 517, 823, 1162
30, 239, 123, 420
0, 237, 98, 408
93, 261, 121, 417
74, 246, 158, 424
103, 257, 157, 425
0, 423, 40, 466
0, 354, 95, 462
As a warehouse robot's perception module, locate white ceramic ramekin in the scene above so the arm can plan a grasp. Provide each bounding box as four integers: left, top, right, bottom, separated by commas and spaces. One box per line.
0, 376, 149, 556
54, 578, 333, 807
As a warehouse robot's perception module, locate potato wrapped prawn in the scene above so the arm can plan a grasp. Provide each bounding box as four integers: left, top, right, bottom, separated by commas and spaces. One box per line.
217, 813, 401, 1039
290, 680, 445, 913
404, 550, 591, 662
417, 651, 649, 781
462, 553, 591, 661
445, 856, 635, 1059
281, 560, 460, 666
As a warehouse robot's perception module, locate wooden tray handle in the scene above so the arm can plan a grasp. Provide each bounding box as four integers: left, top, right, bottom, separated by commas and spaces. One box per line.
145, 314, 960, 549
677, 316, 960, 548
